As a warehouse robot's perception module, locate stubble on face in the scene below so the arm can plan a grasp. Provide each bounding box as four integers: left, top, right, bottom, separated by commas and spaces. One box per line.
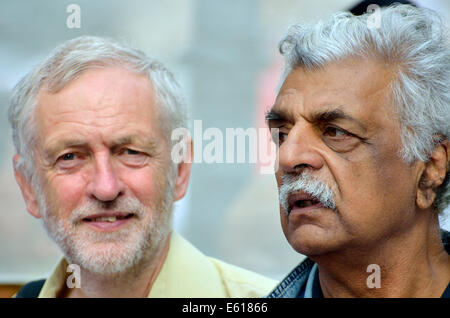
37, 165, 175, 276
28, 67, 179, 278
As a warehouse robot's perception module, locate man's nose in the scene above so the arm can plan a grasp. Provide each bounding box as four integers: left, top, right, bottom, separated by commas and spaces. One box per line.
278, 124, 324, 174
88, 154, 124, 202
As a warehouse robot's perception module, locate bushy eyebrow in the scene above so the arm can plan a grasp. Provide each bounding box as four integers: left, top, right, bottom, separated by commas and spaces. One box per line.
110, 135, 159, 154
45, 134, 159, 158
265, 108, 288, 123
311, 108, 367, 132
44, 139, 87, 158
266, 106, 367, 132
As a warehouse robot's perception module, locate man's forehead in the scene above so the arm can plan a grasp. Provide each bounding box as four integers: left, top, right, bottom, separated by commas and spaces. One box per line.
36, 67, 156, 113
34, 67, 162, 136
270, 60, 397, 124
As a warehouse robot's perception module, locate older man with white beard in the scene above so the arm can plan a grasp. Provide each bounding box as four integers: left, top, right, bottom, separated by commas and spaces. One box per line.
9, 36, 276, 298
266, 4, 450, 298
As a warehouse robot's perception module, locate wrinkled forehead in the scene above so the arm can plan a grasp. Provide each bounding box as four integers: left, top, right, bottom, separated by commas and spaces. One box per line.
33, 67, 166, 147
37, 67, 156, 117
271, 58, 400, 128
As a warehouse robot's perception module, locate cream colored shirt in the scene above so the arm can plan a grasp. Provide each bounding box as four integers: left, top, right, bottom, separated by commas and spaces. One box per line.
38, 232, 276, 297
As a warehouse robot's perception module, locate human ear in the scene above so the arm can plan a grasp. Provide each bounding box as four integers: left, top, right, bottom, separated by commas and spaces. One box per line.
173, 137, 193, 202
416, 140, 449, 210
13, 154, 42, 219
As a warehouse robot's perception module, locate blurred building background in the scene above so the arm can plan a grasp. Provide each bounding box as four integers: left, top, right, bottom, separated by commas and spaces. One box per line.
0, 0, 449, 288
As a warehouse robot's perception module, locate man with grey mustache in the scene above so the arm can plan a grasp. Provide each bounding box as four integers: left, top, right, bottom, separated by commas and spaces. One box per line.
266, 5, 450, 298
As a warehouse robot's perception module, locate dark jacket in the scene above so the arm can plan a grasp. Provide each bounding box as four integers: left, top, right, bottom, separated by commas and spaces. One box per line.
268, 230, 450, 298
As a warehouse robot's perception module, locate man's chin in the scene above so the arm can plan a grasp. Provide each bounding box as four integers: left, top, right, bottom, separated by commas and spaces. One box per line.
287, 226, 344, 257
42, 204, 171, 275
66, 242, 146, 276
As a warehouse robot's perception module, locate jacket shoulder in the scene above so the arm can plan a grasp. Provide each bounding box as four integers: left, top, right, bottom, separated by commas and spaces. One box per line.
14, 279, 46, 298
208, 258, 277, 298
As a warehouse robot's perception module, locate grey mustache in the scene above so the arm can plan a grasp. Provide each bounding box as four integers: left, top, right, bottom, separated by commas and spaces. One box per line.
70, 196, 145, 223
279, 172, 336, 214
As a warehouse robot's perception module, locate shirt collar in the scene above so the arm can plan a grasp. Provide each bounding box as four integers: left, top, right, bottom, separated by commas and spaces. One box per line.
39, 231, 227, 297
148, 231, 228, 297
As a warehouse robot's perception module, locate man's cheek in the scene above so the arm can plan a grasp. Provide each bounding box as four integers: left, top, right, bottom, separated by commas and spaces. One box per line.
275, 171, 284, 190
48, 179, 84, 215
124, 172, 161, 208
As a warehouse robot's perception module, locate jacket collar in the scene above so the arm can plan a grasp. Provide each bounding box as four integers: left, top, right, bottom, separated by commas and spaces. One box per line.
268, 229, 450, 298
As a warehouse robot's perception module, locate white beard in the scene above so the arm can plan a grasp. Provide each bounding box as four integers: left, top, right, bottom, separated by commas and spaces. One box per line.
37, 172, 175, 276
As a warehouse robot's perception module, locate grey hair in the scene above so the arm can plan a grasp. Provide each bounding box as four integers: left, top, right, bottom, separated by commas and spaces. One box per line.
278, 4, 450, 213
8, 35, 187, 183
279, 172, 336, 215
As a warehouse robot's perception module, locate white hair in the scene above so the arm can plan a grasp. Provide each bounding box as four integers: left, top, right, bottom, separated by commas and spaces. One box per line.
278, 4, 450, 213
8, 35, 187, 185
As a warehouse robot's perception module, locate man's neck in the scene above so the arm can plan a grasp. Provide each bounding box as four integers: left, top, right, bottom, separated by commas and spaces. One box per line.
63, 234, 171, 298
313, 216, 450, 297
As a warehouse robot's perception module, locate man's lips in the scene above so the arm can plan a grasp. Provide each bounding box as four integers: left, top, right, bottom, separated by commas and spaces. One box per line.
287, 192, 323, 214
81, 212, 135, 231
82, 212, 134, 222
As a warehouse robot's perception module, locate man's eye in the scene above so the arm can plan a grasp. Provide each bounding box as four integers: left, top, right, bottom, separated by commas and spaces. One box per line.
270, 132, 288, 145
279, 132, 288, 143
270, 127, 288, 144
120, 148, 148, 167
323, 126, 350, 138
124, 149, 139, 155
61, 153, 76, 160
56, 152, 81, 170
